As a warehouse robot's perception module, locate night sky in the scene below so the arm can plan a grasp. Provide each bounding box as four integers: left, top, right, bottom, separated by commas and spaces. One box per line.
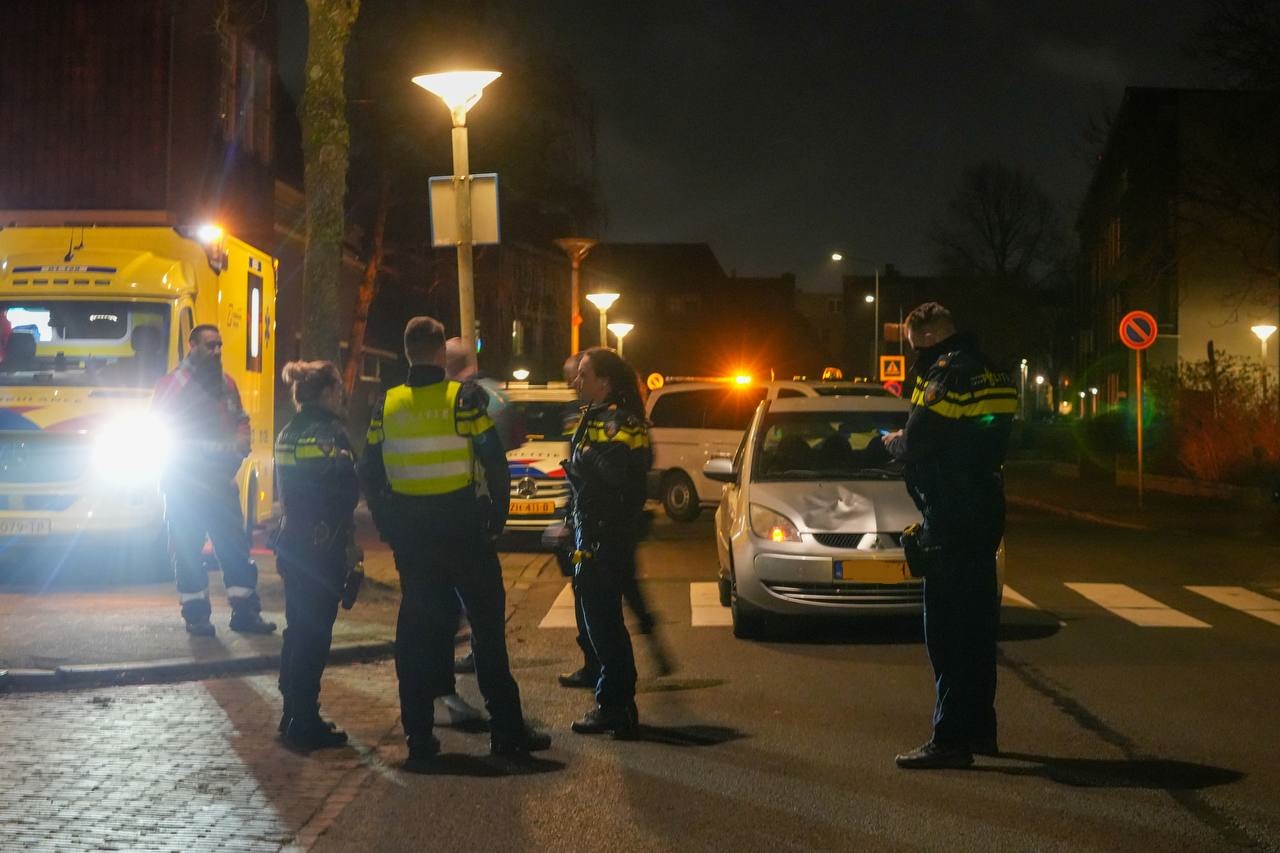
284, 1, 1213, 291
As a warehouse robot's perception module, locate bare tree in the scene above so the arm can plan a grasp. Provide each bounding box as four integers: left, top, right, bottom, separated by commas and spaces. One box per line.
1189, 0, 1280, 90
299, 0, 360, 361
928, 162, 1065, 287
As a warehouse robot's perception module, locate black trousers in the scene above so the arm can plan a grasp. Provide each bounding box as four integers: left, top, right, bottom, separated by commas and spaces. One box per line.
393, 522, 525, 740
573, 540, 637, 708
923, 549, 1000, 748
574, 537, 652, 670
277, 553, 342, 714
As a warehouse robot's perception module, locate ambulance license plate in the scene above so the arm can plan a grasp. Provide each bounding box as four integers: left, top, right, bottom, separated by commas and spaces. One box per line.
0, 517, 51, 537
510, 500, 555, 515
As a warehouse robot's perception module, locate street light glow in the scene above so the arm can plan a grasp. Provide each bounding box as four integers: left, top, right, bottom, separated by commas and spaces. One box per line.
585, 292, 620, 312
864, 294, 875, 303
511, 368, 530, 381
411, 70, 502, 120
1252, 324, 1278, 343
830, 252, 843, 262
1090, 387, 1098, 395
1035, 375, 1045, 385
607, 322, 634, 339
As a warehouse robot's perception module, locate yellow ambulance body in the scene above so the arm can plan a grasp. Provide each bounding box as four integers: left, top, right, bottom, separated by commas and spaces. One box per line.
0, 225, 275, 567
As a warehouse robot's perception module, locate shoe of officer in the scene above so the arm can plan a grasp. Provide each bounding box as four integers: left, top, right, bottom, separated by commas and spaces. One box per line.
402, 733, 442, 773
185, 617, 216, 637
571, 704, 639, 740
490, 725, 552, 757
454, 651, 475, 674
284, 714, 348, 751
557, 665, 599, 689
894, 741, 974, 769
433, 693, 487, 729
229, 608, 277, 634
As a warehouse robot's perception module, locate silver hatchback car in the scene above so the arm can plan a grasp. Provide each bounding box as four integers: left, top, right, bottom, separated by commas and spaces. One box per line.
706, 396, 1004, 638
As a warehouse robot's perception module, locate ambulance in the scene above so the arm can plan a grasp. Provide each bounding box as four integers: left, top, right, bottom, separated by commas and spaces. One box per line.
0, 225, 276, 574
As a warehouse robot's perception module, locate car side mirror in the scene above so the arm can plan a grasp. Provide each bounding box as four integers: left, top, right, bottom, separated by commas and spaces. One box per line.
703, 456, 736, 483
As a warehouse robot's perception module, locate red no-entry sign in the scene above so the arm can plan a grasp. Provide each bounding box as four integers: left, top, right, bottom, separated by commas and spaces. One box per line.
1119, 310, 1158, 350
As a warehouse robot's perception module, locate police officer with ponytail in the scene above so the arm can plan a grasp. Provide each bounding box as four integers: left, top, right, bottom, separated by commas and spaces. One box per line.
273, 360, 360, 750
359, 316, 550, 769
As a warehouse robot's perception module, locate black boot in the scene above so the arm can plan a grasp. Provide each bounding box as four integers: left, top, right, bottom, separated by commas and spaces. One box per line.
402, 733, 441, 773
571, 703, 639, 740
278, 695, 292, 735
557, 665, 599, 689
230, 605, 277, 634
284, 712, 348, 751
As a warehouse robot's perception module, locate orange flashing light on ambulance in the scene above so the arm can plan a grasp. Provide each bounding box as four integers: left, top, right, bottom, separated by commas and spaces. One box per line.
0, 224, 275, 573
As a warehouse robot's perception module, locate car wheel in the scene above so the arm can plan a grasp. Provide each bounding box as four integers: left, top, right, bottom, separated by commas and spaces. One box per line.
661, 471, 701, 522
731, 596, 769, 639
718, 575, 732, 607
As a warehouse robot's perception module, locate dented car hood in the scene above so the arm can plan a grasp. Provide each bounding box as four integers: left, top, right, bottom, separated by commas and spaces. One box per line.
747, 479, 920, 533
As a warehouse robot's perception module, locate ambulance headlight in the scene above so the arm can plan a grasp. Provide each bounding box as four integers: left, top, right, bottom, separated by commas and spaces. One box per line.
92, 414, 173, 484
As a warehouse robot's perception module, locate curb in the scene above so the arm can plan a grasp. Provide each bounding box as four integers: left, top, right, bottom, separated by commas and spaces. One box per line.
1007, 495, 1149, 531
0, 639, 395, 694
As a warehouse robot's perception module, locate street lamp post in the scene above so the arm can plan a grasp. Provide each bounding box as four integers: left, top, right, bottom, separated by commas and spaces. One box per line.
555, 237, 597, 356
1253, 324, 1278, 403
831, 253, 880, 377
1034, 374, 1045, 414
607, 322, 634, 359
1019, 359, 1029, 420
585, 292, 619, 348
412, 69, 502, 348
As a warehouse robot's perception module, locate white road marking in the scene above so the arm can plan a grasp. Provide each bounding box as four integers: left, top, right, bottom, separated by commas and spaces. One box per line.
1001, 585, 1037, 608
1186, 586, 1280, 627
1065, 583, 1210, 628
537, 582, 578, 628
690, 581, 733, 627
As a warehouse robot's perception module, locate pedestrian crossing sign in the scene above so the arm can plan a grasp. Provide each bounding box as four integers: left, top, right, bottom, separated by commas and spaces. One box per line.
879, 355, 905, 382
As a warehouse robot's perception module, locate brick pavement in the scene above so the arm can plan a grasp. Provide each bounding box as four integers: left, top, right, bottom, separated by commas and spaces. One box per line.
0, 662, 408, 852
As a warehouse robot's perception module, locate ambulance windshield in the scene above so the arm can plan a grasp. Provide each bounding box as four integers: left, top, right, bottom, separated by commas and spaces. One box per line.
0, 301, 172, 388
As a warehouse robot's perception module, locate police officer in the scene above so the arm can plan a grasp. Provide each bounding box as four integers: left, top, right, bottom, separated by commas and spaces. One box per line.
882, 302, 1018, 769
273, 360, 359, 750
565, 347, 652, 739
152, 324, 276, 636
359, 316, 550, 767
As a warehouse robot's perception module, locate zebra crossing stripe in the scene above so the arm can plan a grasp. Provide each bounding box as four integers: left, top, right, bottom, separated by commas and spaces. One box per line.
690, 582, 733, 627
1001, 586, 1037, 608
1065, 583, 1210, 628
1185, 586, 1280, 627
537, 582, 577, 629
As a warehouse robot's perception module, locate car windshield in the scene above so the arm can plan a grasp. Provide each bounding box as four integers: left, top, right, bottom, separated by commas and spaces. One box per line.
812, 385, 892, 397
752, 409, 908, 482
509, 400, 578, 442
0, 300, 172, 388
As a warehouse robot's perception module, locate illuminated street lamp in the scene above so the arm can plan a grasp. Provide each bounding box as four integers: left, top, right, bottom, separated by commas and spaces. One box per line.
1252, 324, 1277, 361
555, 237, 597, 356
1035, 374, 1045, 413
831, 253, 881, 376
608, 322, 634, 359
1090, 386, 1099, 416
412, 69, 502, 347
585, 292, 620, 347
1019, 359, 1029, 420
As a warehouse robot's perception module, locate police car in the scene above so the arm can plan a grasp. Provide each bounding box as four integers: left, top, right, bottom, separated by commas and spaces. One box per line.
500, 382, 579, 532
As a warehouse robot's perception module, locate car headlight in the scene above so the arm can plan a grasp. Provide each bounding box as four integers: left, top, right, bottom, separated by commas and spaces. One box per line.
749, 503, 801, 543
92, 413, 173, 485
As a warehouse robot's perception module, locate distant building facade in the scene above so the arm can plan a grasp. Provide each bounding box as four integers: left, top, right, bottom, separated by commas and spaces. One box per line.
1075, 87, 1280, 404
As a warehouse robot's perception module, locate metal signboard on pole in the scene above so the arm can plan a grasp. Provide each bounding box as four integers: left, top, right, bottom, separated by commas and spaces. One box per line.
429, 173, 500, 247
1119, 310, 1158, 508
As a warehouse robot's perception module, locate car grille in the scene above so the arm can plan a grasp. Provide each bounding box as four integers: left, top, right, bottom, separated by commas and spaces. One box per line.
813, 532, 903, 548
763, 580, 922, 607
0, 435, 91, 483
508, 478, 570, 500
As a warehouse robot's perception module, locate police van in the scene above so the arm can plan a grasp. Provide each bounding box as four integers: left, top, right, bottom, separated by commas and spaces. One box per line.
500, 381, 579, 533
0, 224, 276, 575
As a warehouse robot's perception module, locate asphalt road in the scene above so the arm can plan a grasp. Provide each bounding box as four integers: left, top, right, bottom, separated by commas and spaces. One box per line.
309, 508, 1280, 852
2, 506, 1278, 851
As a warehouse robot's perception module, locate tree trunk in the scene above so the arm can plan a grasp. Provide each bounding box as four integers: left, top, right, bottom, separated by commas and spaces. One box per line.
299, 0, 359, 362
343, 174, 389, 394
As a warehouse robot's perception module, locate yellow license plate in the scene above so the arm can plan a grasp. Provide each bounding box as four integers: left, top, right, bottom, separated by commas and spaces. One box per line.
510, 500, 555, 515
833, 560, 910, 583
0, 517, 51, 537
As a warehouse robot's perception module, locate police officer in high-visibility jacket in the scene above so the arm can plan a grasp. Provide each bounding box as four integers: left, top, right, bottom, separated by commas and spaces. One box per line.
358, 316, 550, 768
273, 360, 359, 751
564, 347, 653, 740
882, 302, 1018, 769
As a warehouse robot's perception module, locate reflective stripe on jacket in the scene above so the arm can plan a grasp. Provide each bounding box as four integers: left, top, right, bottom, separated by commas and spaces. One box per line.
366, 380, 494, 495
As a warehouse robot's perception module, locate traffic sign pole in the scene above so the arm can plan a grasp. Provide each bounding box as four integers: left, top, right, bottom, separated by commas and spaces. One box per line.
1118, 310, 1157, 511
1136, 349, 1143, 509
